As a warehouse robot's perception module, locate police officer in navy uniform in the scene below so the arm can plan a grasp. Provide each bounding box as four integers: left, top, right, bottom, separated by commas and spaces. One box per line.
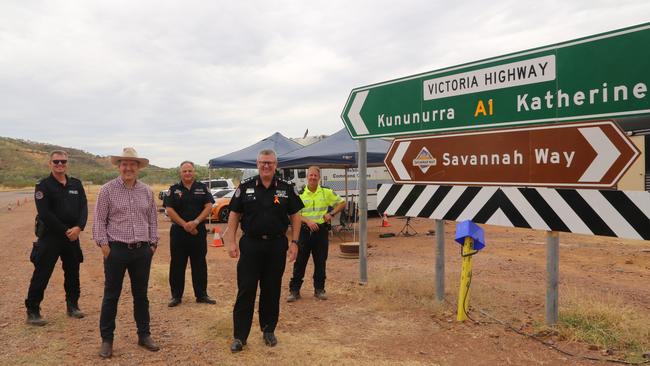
163, 161, 216, 307
225, 149, 303, 352
25, 150, 88, 325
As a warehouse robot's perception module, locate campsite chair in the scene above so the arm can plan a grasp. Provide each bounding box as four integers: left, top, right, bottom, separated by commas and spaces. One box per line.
333, 199, 358, 242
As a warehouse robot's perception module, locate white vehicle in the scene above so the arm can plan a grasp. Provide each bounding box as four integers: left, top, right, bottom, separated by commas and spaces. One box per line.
201, 178, 235, 195
279, 167, 393, 212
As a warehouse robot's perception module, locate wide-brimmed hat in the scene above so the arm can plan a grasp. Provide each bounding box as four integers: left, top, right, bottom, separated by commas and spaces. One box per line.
110, 147, 149, 168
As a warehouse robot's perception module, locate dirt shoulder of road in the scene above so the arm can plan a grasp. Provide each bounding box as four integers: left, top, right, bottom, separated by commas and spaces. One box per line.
0, 200, 648, 365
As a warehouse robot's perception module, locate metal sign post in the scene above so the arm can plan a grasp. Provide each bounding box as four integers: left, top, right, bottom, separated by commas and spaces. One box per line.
435, 219, 445, 302
358, 139, 368, 284
546, 231, 560, 325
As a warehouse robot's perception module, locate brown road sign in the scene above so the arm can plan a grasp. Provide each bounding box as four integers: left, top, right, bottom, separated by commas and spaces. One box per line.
384, 121, 640, 188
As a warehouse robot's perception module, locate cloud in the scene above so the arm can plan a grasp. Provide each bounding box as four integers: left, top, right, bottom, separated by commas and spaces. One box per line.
1, 0, 649, 167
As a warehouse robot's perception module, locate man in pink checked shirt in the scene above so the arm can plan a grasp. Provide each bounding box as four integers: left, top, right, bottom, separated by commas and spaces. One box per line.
92, 147, 160, 359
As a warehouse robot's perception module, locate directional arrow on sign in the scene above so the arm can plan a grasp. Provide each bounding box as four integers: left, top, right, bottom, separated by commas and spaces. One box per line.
383, 121, 640, 188
391, 140, 410, 180
578, 127, 621, 182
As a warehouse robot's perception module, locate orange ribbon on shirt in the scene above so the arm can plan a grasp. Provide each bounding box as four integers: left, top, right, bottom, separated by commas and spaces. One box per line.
274, 195, 280, 204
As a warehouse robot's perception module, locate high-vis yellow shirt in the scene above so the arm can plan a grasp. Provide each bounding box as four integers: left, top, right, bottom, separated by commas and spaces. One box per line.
299, 185, 344, 224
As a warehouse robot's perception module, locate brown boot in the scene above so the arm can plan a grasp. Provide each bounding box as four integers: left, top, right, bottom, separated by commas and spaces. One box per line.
99, 341, 113, 358
138, 335, 160, 352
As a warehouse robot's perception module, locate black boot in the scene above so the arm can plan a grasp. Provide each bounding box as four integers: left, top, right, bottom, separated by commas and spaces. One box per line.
66, 300, 85, 319
26, 308, 47, 326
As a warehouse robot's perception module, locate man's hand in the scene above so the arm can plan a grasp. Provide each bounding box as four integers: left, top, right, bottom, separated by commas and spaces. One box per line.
150, 245, 157, 255
305, 220, 319, 232
183, 220, 198, 233
66, 226, 81, 241
288, 241, 298, 262
227, 241, 239, 258
100, 244, 110, 259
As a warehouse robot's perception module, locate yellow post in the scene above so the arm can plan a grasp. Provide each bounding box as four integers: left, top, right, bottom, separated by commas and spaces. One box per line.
456, 236, 474, 321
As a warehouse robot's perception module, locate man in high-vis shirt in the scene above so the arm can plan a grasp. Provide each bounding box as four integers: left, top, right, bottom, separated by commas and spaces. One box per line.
287, 166, 346, 302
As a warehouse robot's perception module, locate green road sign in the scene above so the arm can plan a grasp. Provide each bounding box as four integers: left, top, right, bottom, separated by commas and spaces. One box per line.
341, 23, 650, 139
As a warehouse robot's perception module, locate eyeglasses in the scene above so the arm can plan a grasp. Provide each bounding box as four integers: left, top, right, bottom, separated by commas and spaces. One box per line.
52, 160, 68, 165
257, 161, 276, 166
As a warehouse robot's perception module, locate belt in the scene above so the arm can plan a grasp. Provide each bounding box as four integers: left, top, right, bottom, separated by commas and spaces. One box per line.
110, 241, 149, 249
247, 233, 285, 241
302, 223, 330, 229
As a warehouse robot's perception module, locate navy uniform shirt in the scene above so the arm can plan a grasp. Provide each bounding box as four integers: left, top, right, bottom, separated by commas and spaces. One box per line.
229, 175, 303, 237
163, 180, 215, 224
34, 174, 88, 239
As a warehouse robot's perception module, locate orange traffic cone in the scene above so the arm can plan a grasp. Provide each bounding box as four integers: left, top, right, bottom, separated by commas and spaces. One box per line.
382, 213, 390, 227
211, 226, 224, 247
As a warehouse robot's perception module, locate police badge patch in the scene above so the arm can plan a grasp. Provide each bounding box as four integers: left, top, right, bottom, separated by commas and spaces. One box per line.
234, 188, 241, 198
35, 191, 44, 200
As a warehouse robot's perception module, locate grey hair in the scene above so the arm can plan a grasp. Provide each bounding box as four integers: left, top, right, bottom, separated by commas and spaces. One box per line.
179, 160, 195, 168
257, 149, 277, 161
49, 150, 68, 158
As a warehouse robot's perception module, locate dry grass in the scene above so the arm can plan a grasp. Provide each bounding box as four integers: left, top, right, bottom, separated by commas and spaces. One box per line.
362, 262, 650, 362
555, 289, 650, 360
362, 266, 446, 313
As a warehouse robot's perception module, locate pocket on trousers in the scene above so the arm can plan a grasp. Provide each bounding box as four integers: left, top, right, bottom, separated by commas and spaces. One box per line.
75, 242, 84, 263
29, 241, 40, 264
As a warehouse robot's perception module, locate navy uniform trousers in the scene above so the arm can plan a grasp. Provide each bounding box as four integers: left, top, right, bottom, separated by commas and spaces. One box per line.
169, 225, 209, 299
232, 235, 288, 342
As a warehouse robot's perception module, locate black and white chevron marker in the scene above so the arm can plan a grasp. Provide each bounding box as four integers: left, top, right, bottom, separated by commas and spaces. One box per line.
377, 184, 650, 241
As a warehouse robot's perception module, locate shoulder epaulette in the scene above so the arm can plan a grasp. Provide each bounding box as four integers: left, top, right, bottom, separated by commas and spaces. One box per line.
241, 176, 256, 184
320, 185, 333, 191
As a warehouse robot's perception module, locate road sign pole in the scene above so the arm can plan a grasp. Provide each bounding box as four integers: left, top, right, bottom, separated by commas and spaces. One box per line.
358, 139, 368, 285
435, 219, 445, 302
546, 231, 559, 325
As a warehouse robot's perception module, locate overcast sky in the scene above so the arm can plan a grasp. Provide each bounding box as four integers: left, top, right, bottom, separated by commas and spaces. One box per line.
1, 1, 648, 167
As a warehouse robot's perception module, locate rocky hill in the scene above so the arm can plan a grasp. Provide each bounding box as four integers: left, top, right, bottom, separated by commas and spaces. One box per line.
0, 137, 240, 187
